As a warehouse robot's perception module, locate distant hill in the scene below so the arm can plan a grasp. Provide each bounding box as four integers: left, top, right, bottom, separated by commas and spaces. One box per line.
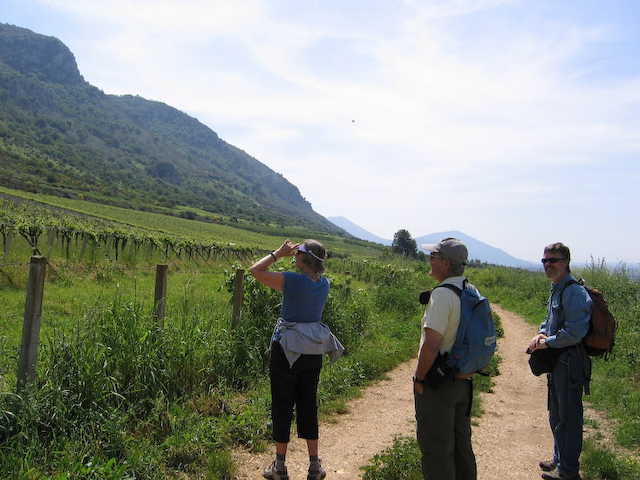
327, 216, 392, 246
0, 23, 342, 234
415, 231, 538, 269
328, 217, 538, 269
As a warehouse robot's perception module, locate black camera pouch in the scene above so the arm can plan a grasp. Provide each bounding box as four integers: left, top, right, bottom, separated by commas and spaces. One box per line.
425, 352, 454, 389
526, 347, 566, 376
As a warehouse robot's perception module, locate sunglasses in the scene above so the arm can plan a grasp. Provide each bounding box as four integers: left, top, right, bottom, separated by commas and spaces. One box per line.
541, 257, 566, 264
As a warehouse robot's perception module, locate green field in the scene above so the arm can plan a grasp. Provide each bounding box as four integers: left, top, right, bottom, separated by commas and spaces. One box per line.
0, 185, 385, 261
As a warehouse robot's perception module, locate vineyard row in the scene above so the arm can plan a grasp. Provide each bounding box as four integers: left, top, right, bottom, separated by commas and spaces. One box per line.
0, 221, 259, 266
0, 197, 264, 266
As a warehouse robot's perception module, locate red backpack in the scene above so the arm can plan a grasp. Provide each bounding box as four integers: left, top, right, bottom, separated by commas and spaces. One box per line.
561, 279, 617, 358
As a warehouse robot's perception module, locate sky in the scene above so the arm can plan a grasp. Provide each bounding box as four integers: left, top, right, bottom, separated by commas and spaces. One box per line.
2, 0, 639, 265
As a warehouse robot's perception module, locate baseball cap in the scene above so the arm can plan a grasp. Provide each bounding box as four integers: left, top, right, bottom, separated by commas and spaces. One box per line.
422, 237, 468, 265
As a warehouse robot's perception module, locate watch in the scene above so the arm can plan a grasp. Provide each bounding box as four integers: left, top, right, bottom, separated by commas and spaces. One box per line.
412, 375, 425, 384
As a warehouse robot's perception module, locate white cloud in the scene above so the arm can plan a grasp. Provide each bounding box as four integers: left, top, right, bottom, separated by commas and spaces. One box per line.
5, 0, 640, 263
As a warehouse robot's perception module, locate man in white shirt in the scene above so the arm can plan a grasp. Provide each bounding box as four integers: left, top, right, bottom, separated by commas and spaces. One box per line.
413, 237, 477, 480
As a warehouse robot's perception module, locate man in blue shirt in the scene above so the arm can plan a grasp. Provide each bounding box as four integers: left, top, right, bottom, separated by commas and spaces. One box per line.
529, 243, 592, 480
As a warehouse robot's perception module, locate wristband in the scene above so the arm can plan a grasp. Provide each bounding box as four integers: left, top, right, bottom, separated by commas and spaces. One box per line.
270, 252, 278, 261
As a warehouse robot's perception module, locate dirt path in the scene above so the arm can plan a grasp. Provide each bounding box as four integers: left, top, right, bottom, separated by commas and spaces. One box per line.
232, 305, 552, 479
472, 305, 552, 478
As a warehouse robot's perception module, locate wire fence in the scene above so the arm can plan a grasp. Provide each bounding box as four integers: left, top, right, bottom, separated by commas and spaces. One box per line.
2, 254, 248, 394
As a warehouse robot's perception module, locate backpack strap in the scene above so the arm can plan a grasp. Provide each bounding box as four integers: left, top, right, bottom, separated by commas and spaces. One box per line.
578, 343, 592, 395
435, 278, 468, 297
558, 278, 579, 306
437, 283, 463, 297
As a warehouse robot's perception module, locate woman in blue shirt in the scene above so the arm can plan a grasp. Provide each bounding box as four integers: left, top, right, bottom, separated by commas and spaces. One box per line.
249, 239, 344, 480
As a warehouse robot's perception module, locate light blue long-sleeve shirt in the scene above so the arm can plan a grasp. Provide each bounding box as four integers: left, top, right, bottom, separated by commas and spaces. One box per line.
539, 274, 592, 349
273, 319, 345, 367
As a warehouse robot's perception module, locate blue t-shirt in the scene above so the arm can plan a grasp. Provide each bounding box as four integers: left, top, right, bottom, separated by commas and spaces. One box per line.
281, 271, 330, 323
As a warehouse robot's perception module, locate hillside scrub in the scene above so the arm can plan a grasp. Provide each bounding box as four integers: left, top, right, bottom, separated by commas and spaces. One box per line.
0, 22, 340, 232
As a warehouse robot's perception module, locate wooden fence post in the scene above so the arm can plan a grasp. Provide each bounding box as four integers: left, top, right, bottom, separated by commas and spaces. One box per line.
17, 255, 47, 392
154, 264, 168, 329
231, 268, 244, 329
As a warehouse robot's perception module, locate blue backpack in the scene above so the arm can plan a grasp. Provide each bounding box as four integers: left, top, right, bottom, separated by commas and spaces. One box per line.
437, 280, 497, 376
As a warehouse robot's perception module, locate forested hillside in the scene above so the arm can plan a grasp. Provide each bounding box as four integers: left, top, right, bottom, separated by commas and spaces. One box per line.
0, 23, 342, 233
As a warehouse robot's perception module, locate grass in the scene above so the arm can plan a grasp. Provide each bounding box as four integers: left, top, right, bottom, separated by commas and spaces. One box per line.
582, 440, 640, 480
361, 436, 422, 480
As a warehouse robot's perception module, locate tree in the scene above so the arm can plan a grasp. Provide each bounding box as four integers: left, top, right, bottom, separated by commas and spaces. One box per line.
392, 229, 418, 257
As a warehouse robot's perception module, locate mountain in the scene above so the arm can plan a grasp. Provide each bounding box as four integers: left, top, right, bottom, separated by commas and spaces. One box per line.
415, 231, 538, 269
0, 23, 342, 234
328, 217, 538, 268
327, 216, 391, 246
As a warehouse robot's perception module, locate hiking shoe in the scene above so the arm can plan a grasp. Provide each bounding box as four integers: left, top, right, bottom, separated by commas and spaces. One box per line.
307, 461, 327, 480
541, 468, 582, 480
263, 461, 289, 480
539, 460, 557, 472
